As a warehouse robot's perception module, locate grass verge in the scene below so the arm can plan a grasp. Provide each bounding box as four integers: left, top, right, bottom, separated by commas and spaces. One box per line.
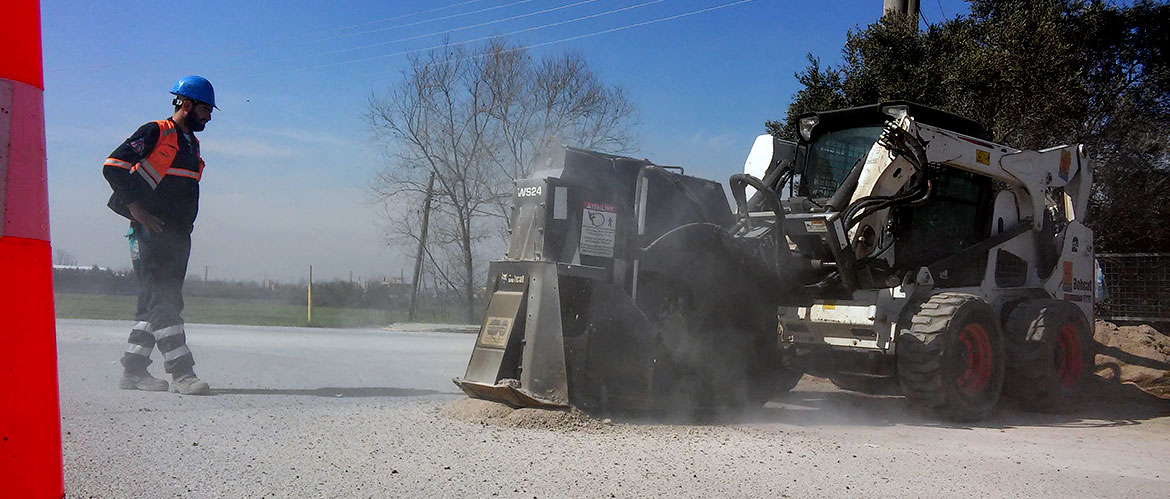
54, 292, 417, 328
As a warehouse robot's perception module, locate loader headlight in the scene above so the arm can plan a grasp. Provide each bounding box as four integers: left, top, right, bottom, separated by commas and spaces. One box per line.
799, 116, 819, 141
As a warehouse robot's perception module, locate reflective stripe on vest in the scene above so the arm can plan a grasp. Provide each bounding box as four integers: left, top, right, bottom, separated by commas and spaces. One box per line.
104, 120, 203, 187
103, 158, 132, 169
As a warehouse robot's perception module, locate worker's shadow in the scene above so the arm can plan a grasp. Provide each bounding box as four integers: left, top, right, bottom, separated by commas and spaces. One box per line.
213, 387, 455, 398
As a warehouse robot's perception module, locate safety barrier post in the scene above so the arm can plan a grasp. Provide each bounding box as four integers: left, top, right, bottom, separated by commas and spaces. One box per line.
0, 1, 66, 497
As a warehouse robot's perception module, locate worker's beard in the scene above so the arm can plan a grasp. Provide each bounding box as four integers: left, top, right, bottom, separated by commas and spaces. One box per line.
183, 114, 207, 132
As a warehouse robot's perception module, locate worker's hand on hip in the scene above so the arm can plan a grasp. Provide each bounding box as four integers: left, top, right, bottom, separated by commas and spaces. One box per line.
127, 201, 165, 234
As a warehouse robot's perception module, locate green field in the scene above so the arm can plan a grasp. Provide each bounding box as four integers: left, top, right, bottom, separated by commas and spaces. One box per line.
53, 292, 441, 328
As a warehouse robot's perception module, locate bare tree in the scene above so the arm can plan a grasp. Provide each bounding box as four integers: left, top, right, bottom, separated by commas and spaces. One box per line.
52, 248, 77, 266
367, 39, 637, 323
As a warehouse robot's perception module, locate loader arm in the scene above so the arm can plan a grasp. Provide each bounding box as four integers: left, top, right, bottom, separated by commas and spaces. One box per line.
910, 119, 1092, 229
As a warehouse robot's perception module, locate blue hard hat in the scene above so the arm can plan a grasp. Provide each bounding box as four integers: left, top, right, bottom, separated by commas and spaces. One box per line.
170, 75, 217, 109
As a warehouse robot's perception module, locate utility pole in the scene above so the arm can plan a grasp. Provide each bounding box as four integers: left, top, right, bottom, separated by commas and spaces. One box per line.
408, 172, 435, 321
883, 0, 919, 18
307, 264, 313, 324
204, 265, 208, 281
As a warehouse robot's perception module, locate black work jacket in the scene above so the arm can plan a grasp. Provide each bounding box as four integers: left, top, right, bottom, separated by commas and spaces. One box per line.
104, 118, 202, 233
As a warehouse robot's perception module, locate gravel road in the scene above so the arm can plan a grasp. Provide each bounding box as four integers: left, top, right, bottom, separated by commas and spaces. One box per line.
58, 319, 1170, 498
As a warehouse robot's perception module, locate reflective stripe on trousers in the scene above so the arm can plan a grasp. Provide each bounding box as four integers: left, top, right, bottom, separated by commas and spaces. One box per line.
123, 321, 153, 358
119, 225, 195, 374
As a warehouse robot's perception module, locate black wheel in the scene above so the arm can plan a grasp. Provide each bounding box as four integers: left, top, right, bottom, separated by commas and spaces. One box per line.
1003, 300, 1096, 412
735, 359, 802, 407
897, 293, 1005, 422
773, 366, 804, 394
830, 374, 901, 395
649, 350, 701, 417
643, 269, 783, 413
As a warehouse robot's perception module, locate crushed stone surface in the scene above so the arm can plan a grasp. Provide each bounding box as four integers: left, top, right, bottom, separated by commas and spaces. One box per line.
57, 319, 1170, 498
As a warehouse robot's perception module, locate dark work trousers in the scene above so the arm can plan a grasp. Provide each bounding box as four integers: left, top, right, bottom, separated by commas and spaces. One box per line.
119, 223, 196, 375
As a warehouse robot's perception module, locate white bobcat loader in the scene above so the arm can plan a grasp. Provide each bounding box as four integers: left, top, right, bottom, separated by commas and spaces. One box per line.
760, 102, 1097, 420
454, 102, 1096, 421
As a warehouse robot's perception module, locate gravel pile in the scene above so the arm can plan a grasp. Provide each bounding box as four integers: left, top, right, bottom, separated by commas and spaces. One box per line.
442, 397, 609, 431
1095, 320, 1170, 398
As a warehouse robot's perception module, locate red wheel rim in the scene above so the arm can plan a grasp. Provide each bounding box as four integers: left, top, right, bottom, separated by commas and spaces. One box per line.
1056, 323, 1084, 389
955, 324, 993, 396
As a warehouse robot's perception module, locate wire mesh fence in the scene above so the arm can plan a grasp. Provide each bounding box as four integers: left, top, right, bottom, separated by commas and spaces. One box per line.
1096, 253, 1170, 323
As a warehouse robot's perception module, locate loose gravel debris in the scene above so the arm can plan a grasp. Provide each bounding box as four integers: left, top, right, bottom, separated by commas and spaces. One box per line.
442, 397, 608, 431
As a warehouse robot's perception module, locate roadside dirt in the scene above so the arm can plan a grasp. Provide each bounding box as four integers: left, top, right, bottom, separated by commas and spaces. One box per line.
1095, 320, 1170, 399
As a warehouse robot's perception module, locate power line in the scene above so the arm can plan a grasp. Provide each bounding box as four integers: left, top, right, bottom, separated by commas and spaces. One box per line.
412, 0, 759, 75
357, 0, 758, 109
510, 0, 756, 53
324, 0, 541, 41
46, 0, 496, 73
250, 0, 669, 76
293, 0, 492, 42
319, 0, 603, 56
225, 0, 606, 72
309, 0, 488, 37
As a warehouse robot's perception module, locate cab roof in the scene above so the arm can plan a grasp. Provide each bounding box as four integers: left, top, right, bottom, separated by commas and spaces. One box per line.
797, 101, 991, 141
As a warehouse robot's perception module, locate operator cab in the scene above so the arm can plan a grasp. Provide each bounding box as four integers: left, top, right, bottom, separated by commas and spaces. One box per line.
780, 102, 995, 290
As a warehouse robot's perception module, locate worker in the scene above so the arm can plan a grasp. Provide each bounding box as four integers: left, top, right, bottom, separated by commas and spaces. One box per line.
103, 75, 216, 395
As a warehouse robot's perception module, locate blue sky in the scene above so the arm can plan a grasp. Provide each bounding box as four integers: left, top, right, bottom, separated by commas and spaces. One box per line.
41, 0, 971, 282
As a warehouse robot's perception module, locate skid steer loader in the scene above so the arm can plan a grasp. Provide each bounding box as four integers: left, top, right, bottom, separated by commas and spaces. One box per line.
454, 101, 1097, 421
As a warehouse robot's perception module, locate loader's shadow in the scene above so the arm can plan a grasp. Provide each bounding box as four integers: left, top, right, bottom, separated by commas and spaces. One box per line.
213, 386, 456, 398
621, 376, 1170, 430
739, 376, 1170, 430
1095, 343, 1170, 372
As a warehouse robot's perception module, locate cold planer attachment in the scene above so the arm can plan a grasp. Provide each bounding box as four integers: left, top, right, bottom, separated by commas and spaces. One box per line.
452, 145, 768, 412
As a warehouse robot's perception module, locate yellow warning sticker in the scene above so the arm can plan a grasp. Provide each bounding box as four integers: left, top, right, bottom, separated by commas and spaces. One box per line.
821, 301, 836, 311
479, 317, 513, 349
976, 150, 990, 165
804, 220, 828, 233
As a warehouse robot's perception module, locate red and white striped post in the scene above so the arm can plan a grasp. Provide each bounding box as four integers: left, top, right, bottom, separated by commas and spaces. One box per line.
0, 1, 66, 497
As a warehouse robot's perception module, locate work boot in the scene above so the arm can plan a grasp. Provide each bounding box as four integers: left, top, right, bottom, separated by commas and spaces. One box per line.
171, 373, 211, 395
120, 369, 169, 392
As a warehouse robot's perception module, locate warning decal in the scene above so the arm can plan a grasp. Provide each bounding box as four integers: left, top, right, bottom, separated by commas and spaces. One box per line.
479, 316, 513, 349
804, 220, 828, 233
580, 201, 617, 258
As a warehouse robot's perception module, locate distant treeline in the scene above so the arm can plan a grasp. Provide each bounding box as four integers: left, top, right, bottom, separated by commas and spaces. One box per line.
52, 267, 426, 310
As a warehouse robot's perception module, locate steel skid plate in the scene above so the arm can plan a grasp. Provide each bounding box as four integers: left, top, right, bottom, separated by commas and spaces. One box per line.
451, 378, 568, 409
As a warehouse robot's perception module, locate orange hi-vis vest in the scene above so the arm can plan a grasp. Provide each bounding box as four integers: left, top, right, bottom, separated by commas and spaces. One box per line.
104, 119, 204, 188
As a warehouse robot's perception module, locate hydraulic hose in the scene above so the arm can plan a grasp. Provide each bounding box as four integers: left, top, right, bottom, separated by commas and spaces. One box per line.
634, 165, 719, 226
729, 173, 785, 227
839, 121, 934, 231
728, 172, 793, 268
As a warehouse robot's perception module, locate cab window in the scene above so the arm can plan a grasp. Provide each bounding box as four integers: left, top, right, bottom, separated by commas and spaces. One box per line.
800, 126, 883, 198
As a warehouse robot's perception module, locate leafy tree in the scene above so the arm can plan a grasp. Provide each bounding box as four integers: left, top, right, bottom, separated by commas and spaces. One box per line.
769, 1, 1170, 252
